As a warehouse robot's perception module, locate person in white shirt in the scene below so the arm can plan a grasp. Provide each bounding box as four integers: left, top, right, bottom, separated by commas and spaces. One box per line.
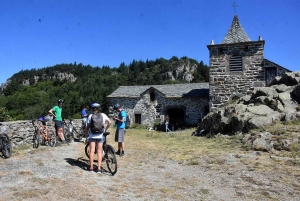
85, 102, 111, 173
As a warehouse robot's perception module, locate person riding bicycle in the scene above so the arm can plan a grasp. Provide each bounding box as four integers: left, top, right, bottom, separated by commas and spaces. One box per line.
81, 105, 89, 129
84, 102, 111, 173
48, 99, 67, 144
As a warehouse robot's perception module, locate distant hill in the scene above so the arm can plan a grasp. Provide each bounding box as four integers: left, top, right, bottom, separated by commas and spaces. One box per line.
0, 56, 209, 120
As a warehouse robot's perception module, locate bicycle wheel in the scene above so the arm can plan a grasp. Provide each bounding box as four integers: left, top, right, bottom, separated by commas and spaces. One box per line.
1, 133, 12, 158
47, 130, 57, 147
64, 127, 73, 143
85, 143, 99, 161
33, 129, 40, 148
85, 143, 90, 158
104, 144, 118, 175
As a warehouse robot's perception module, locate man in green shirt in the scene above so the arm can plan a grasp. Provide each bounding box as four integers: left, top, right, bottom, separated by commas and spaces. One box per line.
48, 99, 67, 144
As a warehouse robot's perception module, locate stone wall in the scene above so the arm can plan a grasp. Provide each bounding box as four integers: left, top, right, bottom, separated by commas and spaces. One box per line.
1, 119, 82, 148
207, 41, 265, 111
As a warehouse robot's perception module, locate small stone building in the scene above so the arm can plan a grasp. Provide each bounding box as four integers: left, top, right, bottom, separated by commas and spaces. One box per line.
107, 83, 209, 128
207, 15, 291, 111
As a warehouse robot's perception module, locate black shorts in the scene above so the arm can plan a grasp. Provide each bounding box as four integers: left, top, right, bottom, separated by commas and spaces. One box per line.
54, 120, 64, 129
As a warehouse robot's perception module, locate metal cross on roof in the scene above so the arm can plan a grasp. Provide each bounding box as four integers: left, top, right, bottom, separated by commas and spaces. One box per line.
232, 2, 238, 15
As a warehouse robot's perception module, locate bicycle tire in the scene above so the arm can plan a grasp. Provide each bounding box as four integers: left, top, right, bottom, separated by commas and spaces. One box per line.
47, 130, 57, 147
78, 127, 84, 141
64, 127, 73, 143
85, 143, 90, 158
104, 144, 118, 175
33, 129, 40, 148
1, 133, 12, 158
85, 143, 99, 161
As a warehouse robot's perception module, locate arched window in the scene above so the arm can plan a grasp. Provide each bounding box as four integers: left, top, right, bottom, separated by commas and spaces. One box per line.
229, 55, 242, 72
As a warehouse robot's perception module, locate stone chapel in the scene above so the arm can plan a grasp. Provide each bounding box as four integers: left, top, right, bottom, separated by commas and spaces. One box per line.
207, 14, 291, 111
108, 14, 291, 127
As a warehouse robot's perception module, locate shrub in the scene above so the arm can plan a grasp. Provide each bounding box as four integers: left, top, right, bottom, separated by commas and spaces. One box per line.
0, 107, 14, 121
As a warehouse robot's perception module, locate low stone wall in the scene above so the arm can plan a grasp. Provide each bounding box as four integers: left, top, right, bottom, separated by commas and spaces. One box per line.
0, 119, 82, 147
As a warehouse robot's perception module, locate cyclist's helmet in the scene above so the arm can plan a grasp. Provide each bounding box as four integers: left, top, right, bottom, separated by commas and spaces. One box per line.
113, 103, 120, 110
38, 116, 45, 121
91, 102, 101, 109
58, 99, 63, 104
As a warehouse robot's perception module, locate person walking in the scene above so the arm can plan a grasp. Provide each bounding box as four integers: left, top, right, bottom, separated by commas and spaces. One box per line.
48, 99, 67, 144
85, 102, 111, 173
113, 103, 126, 157
165, 115, 170, 132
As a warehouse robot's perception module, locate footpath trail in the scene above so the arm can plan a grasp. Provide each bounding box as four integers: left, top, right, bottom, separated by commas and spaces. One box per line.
0, 135, 299, 201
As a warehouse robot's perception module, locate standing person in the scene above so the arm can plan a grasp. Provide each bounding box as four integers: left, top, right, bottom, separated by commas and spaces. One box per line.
113, 103, 126, 157
48, 99, 67, 144
81, 105, 89, 128
165, 115, 170, 132
85, 102, 111, 173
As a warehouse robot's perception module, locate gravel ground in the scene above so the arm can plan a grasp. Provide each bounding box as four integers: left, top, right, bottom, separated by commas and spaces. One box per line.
0, 137, 300, 201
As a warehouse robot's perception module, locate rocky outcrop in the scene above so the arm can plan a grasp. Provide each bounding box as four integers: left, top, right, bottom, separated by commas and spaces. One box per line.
241, 131, 299, 152
1, 72, 77, 91
51, 72, 77, 82
164, 60, 197, 82
202, 71, 300, 152
201, 71, 300, 135
0, 79, 11, 91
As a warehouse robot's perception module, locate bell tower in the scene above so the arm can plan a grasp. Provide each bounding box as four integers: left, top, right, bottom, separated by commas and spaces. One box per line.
207, 14, 265, 111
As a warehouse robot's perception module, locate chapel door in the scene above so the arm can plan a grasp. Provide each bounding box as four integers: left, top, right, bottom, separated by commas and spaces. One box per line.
265, 67, 277, 87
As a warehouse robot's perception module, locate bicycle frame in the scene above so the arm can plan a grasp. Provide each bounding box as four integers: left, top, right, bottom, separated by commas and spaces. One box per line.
32, 119, 56, 147
32, 120, 52, 141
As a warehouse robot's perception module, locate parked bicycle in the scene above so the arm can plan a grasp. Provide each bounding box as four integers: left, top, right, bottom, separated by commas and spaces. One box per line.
63, 119, 85, 142
85, 132, 118, 175
0, 123, 12, 158
32, 117, 56, 148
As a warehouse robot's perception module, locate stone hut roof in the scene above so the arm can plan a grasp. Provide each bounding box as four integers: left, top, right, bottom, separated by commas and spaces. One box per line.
107, 83, 209, 98
221, 15, 251, 44
263, 58, 292, 72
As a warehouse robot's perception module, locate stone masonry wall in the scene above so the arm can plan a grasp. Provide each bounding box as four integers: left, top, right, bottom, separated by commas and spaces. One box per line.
208, 41, 265, 111
1, 119, 82, 148
109, 89, 209, 127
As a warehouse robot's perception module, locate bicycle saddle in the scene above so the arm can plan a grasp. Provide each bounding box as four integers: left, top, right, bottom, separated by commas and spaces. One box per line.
104, 132, 110, 136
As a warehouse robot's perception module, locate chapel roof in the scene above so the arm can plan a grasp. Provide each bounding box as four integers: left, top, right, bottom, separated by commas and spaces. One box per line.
107, 83, 209, 98
221, 15, 251, 44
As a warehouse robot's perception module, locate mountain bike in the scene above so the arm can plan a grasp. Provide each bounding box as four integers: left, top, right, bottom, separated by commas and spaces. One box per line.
63, 119, 85, 142
0, 123, 12, 158
32, 119, 56, 148
85, 132, 117, 175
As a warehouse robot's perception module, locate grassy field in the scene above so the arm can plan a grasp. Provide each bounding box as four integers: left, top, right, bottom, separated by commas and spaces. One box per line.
107, 127, 243, 163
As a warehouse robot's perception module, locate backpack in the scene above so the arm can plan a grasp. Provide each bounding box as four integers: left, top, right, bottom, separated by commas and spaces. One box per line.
90, 113, 104, 133
125, 114, 130, 129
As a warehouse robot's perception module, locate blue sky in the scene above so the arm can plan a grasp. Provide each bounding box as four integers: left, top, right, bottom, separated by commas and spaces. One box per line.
1, 0, 299, 84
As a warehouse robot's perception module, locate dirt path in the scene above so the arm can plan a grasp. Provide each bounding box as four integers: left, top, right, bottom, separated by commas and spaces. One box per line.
0, 136, 299, 201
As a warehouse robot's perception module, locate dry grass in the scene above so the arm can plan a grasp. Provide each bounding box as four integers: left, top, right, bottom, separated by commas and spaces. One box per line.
122, 128, 243, 164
